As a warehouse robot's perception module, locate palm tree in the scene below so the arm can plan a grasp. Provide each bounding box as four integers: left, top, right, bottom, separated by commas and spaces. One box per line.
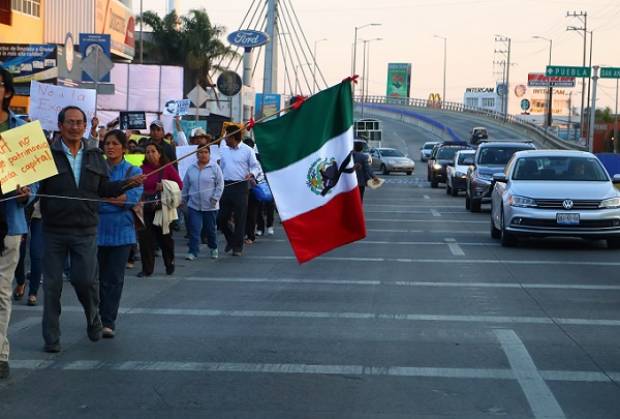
138, 9, 238, 93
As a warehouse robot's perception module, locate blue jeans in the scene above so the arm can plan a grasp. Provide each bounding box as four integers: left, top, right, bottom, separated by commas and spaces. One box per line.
187, 208, 218, 255
15, 218, 44, 296
98, 245, 131, 330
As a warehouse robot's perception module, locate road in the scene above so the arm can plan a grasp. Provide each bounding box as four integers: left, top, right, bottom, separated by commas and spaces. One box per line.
2, 117, 620, 418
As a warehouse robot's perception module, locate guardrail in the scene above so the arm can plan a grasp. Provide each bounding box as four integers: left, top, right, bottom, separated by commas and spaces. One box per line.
355, 96, 587, 151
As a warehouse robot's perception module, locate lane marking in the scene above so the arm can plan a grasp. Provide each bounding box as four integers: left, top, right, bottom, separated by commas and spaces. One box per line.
495, 329, 566, 419
8, 359, 619, 384
445, 238, 465, 256
423, 195, 431, 200
431, 209, 442, 217
147, 276, 620, 291
14, 305, 620, 327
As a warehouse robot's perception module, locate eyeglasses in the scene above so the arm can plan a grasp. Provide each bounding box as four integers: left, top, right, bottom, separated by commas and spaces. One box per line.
63, 120, 86, 127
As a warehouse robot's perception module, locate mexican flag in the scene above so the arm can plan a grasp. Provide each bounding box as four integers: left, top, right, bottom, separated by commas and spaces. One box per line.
253, 81, 366, 263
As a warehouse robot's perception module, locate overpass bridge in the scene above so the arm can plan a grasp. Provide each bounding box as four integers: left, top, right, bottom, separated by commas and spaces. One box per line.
355, 96, 586, 151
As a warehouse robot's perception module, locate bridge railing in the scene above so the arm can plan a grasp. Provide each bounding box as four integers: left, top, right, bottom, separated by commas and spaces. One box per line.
354, 95, 586, 151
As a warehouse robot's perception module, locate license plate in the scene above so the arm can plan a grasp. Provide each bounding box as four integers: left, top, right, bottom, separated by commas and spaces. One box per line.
557, 213, 580, 225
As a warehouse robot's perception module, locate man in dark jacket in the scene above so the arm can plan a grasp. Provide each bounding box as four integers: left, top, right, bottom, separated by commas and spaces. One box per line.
352, 141, 377, 201
39, 106, 144, 353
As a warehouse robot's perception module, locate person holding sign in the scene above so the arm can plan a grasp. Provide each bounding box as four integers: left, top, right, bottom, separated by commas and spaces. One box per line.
39, 106, 145, 353
0, 67, 38, 379
97, 130, 143, 338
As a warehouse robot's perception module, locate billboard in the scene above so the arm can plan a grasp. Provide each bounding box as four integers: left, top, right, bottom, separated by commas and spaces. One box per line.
79, 33, 112, 82
528, 73, 576, 88
0, 44, 57, 95
386, 63, 412, 98
255, 93, 281, 120
95, 0, 135, 59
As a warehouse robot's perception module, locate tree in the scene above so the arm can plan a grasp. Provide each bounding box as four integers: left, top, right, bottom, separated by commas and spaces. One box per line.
138, 9, 238, 93
595, 107, 614, 123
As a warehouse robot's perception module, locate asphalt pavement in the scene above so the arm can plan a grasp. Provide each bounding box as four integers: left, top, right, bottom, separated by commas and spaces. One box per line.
2, 117, 620, 418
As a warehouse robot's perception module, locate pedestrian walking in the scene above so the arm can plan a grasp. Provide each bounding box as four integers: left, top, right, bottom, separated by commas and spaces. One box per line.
39, 105, 144, 353
0, 67, 36, 378
352, 141, 377, 201
12, 201, 43, 306
217, 125, 261, 256
147, 120, 177, 163
182, 146, 224, 260
138, 143, 183, 276
97, 130, 144, 338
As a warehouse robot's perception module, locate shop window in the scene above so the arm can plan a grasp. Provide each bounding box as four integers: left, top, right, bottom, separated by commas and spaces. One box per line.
10, 0, 39, 17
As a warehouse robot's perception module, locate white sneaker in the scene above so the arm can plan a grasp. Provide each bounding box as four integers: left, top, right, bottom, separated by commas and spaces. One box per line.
256, 230, 263, 236
185, 253, 196, 261
210, 249, 219, 259
267, 227, 274, 236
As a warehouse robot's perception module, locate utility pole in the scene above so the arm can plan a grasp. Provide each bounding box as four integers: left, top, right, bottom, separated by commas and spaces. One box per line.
588, 65, 599, 153
566, 10, 588, 139
615, 78, 619, 153
585, 31, 593, 137
494, 35, 512, 119
139, 0, 143, 64
262, 0, 278, 94
352, 23, 381, 97
533, 36, 554, 127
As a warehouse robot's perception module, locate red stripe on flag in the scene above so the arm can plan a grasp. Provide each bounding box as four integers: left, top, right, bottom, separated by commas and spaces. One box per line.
282, 187, 366, 263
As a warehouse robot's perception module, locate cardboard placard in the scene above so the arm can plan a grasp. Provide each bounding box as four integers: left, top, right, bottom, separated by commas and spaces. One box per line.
163, 99, 191, 116
120, 111, 147, 130
0, 121, 58, 193
29, 81, 97, 132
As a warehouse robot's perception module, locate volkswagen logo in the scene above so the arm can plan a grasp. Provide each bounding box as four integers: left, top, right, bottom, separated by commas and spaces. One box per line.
562, 200, 574, 210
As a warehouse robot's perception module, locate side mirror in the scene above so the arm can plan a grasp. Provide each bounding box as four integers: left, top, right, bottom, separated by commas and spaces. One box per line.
492, 173, 508, 183
613, 174, 620, 184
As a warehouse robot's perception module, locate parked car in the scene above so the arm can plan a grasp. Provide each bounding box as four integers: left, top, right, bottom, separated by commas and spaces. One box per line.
370, 147, 415, 175
446, 149, 475, 196
470, 127, 488, 146
420, 141, 440, 162
427, 142, 471, 188
490, 150, 620, 248
466, 141, 536, 212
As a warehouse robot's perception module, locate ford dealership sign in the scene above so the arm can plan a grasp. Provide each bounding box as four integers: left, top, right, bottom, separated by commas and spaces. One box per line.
227, 30, 270, 48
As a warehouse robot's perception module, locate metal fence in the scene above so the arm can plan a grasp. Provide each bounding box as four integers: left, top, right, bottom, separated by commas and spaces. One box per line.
355, 96, 586, 151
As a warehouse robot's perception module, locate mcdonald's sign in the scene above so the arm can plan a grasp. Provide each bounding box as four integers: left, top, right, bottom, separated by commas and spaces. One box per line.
427, 93, 442, 108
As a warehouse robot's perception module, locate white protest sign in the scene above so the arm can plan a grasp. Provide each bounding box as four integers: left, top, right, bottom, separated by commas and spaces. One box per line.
176, 145, 221, 181
163, 99, 191, 116
29, 81, 97, 132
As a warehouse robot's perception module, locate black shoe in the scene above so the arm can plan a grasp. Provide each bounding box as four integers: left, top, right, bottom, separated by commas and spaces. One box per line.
166, 264, 175, 275
225, 243, 233, 253
87, 317, 103, 342
0, 361, 9, 379
43, 343, 61, 353
137, 271, 152, 278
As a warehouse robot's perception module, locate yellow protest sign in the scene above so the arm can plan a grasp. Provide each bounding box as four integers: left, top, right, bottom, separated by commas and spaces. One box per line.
0, 121, 58, 193
125, 154, 145, 167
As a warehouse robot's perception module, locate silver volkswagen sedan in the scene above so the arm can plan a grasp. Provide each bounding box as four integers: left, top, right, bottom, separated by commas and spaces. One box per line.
370, 147, 415, 175
490, 150, 620, 248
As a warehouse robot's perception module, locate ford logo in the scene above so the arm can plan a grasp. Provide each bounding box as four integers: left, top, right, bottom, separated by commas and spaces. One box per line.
562, 199, 574, 210
227, 30, 270, 48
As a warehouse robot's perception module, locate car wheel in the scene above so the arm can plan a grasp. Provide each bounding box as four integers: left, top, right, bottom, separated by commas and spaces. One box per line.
451, 186, 458, 197
470, 197, 481, 213
607, 238, 620, 249
465, 193, 471, 210
500, 209, 517, 247
406, 171, 412, 176
381, 164, 389, 175
490, 211, 501, 239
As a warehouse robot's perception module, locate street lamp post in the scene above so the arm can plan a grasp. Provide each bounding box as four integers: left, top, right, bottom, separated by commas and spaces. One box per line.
313, 38, 327, 94
533, 35, 553, 128
294, 63, 312, 95
360, 38, 382, 118
352, 23, 381, 97
434, 35, 447, 107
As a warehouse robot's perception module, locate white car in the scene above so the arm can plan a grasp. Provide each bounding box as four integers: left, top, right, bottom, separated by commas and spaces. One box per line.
490, 150, 620, 248
446, 149, 475, 196
420, 141, 439, 162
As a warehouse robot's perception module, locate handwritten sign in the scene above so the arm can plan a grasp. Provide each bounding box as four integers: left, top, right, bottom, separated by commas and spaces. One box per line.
29, 81, 97, 132
0, 121, 58, 193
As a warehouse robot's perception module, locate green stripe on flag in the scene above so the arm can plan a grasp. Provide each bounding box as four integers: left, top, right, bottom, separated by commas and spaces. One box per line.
254, 81, 353, 173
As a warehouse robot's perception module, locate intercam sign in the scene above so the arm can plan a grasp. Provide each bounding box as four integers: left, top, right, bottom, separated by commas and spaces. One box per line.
0, 121, 58, 193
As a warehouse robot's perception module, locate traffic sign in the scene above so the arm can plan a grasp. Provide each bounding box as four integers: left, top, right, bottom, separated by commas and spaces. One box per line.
187, 85, 208, 107
520, 99, 531, 111
546, 65, 591, 78
600, 67, 620, 79
81, 47, 114, 83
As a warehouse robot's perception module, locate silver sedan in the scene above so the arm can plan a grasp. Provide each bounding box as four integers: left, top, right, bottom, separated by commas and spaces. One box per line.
370, 147, 415, 175
490, 150, 620, 248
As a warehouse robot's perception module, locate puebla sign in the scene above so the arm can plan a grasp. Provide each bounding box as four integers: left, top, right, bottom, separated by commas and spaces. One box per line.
227, 30, 270, 48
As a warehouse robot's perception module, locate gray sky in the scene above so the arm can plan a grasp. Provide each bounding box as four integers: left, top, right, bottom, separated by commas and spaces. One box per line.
135, 0, 620, 108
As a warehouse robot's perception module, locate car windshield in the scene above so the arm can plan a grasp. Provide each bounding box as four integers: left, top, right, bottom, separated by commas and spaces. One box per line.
424, 143, 437, 150
513, 156, 609, 181
437, 147, 465, 160
478, 146, 530, 165
458, 154, 475, 165
380, 149, 405, 157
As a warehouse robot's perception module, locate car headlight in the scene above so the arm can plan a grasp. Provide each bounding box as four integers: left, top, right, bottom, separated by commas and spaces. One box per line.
433, 163, 442, 170
507, 194, 537, 208
599, 197, 620, 209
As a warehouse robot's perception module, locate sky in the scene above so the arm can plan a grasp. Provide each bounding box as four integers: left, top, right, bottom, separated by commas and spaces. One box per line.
133, 0, 620, 109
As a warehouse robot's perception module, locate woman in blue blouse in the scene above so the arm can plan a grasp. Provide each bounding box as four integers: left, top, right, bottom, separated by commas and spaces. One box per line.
97, 130, 143, 338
